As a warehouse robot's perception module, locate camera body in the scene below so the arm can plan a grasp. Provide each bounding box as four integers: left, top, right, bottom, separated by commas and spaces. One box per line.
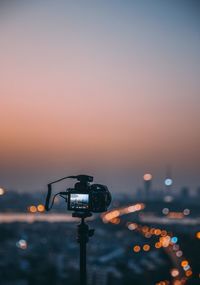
67, 181, 111, 213
45, 174, 111, 214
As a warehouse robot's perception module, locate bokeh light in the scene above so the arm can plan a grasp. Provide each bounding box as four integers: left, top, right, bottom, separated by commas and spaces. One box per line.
170, 268, 179, 277
37, 204, 45, 212
196, 232, 200, 239
155, 242, 162, 249
29, 205, 37, 213
171, 237, 178, 244
185, 270, 193, 277
133, 245, 141, 253
162, 208, 169, 215
143, 173, 152, 181
127, 223, 138, 230
183, 208, 190, 216
164, 178, 173, 186
176, 250, 183, 257
181, 260, 188, 267
143, 244, 150, 252
16, 239, 27, 250
0, 187, 5, 195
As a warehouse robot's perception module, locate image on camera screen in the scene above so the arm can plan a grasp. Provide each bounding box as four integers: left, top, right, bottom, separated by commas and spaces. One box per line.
70, 194, 89, 210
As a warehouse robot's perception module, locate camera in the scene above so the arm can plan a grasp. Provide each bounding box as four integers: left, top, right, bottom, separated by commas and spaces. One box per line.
67, 176, 111, 212
45, 175, 111, 213
45, 174, 112, 285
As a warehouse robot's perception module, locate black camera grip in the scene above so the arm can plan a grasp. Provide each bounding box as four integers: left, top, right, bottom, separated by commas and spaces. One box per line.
45, 184, 52, 211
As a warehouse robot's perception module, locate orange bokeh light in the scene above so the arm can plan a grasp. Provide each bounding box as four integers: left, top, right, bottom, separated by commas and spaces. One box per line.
185, 270, 192, 277
143, 244, 150, 251
155, 242, 162, 249
29, 205, 37, 213
133, 245, 141, 253
155, 229, 162, 236
196, 232, 200, 239
161, 230, 167, 237
143, 173, 152, 181
181, 260, 188, 267
37, 204, 45, 212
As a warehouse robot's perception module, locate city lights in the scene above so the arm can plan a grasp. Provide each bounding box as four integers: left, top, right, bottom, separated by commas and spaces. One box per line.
183, 265, 190, 271
0, 187, 5, 195
185, 270, 193, 277
173, 244, 179, 251
29, 205, 37, 213
162, 208, 169, 215
150, 227, 156, 234
176, 250, 183, 257
181, 260, 188, 267
155, 242, 162, 249
155, 229, 162, 236
16, 239, 27, 250
144, 232, 152, 238
142, 226, 149, 233
167, 212, 184, 219
127, 223, 138, 230
195, 232, 200, 239
161, 230, 167, 237
28, 204, 45, 213
183, 208, 190, 216
133, 245, 141, 253
110, 217, 120, 224
164, 178, 173, 186
37, 204, 45, 212
171, 237, 178, 244
159, 236, 170, 247
102, 203, 145, 223
102, 210, 120, 222
170, 268, 179, 277
143, 173, 152, 181
143, 244, 150, 252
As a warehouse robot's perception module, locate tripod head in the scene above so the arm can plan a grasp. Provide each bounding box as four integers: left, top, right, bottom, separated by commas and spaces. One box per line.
72, 212, 92, 219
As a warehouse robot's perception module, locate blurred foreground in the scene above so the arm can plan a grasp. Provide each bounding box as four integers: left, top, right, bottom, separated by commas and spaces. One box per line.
0, 190, 200, 285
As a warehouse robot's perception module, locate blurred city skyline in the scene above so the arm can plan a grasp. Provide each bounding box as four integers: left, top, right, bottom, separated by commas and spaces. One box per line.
0, 1, 200, 192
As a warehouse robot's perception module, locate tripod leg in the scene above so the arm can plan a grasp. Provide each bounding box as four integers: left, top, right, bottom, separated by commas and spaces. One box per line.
80, 236, 87, 285
78, 218, 88, 285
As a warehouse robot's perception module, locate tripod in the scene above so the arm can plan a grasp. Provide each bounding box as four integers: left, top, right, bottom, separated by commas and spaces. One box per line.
72, 212, 95, 285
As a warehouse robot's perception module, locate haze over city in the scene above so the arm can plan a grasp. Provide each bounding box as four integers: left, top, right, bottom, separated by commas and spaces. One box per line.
0, 0, 199, 192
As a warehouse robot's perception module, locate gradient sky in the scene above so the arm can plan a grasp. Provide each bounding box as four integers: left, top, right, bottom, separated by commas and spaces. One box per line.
0, 0, 200, 193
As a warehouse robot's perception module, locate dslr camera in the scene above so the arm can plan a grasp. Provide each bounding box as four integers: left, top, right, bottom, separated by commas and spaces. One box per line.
45, 175, 111, 213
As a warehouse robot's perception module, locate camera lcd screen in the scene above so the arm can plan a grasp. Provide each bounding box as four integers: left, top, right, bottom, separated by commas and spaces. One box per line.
69, 193, 89, 210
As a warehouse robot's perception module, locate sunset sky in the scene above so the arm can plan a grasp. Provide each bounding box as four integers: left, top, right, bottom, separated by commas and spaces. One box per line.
0, 1, 200, 193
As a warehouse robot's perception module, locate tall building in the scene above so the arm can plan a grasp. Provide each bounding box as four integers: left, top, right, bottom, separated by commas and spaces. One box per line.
180, 186, 190, 200
143, 173, 152, 200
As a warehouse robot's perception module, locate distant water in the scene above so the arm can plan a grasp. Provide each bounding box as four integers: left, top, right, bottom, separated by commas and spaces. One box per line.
0, 213, 93, 223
